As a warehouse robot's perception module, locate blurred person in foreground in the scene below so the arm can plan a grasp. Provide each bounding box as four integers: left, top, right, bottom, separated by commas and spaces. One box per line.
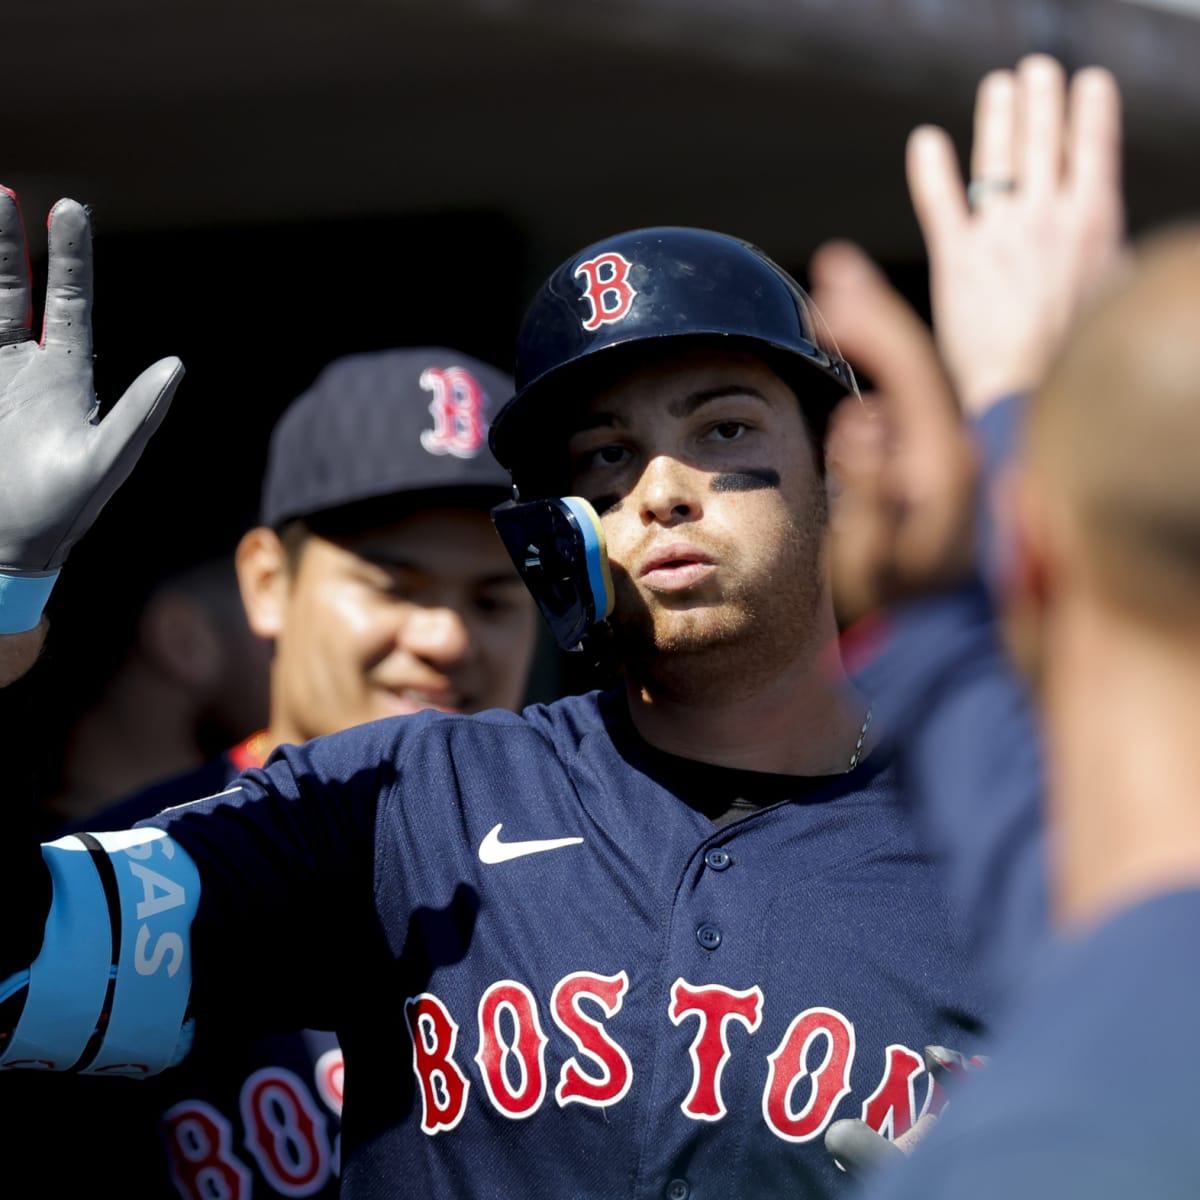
810, 55, 1200, 1199
4, 348, 541, 1198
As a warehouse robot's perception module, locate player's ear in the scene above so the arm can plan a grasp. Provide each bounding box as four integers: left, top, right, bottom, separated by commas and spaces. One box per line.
235, 526, 292, 640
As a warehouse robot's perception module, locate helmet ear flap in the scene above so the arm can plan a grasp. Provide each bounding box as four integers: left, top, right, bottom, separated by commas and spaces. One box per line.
491, 497, 614, 653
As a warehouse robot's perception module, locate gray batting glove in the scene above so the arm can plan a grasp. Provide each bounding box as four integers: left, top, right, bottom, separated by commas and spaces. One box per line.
824, 1045, 987, 1178
825, 1112, 940, 1178
0, 186, 183, 633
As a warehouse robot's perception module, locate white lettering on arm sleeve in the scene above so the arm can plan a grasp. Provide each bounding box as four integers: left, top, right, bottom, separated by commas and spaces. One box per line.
0, 828, 200, 1076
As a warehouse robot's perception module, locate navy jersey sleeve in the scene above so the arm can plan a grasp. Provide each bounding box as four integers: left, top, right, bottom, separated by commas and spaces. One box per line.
974, 391, 1025, 599
851, 587, 1047, 1000
140, 720, 396, 1039
847, 393, 1048, 999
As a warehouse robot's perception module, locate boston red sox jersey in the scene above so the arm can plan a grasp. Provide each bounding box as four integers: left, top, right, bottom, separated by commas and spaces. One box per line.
126, 688, 985, 1200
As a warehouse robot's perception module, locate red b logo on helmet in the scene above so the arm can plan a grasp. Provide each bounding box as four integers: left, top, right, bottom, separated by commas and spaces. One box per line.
420, 366, 488, 458
575, 253, 637, 331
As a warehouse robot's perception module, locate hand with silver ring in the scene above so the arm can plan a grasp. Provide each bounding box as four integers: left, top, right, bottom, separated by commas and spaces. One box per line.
965, 177, 1017, 211
907, 54, 1126, 416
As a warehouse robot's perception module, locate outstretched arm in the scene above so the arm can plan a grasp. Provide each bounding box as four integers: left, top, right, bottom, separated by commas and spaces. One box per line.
816, 55, 1124, 961
0, 187, 183, 652
817, 242, 1047, 999
814, 55, 1125, 1177
0, 185, 187, 1068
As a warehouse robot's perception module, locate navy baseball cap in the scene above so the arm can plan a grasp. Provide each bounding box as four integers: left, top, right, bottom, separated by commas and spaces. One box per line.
260, 348, 514, 530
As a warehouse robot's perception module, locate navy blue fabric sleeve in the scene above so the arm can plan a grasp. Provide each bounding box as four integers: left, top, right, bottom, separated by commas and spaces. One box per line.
863, 888, 1200, 1200
846, 392, 1046, 1000
852, 587, 1048, 1002
140, 721, 393, 1039
974, 391, 1026, 598
975, 393, 1024, 481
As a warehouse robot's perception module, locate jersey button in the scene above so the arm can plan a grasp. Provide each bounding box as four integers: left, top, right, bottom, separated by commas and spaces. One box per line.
704, 847, 732, 871
666, 1180, 690, 1200
696, 924, 722, 951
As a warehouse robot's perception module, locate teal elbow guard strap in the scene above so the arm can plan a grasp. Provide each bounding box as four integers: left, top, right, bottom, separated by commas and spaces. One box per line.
0, 570, 59, 634
0, 828, 200, 1076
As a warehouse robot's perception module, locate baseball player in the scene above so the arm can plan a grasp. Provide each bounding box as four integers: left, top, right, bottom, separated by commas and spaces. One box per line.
0, 206, 995, 1194
2, 348, 542, 1197
115, 346, 541, 803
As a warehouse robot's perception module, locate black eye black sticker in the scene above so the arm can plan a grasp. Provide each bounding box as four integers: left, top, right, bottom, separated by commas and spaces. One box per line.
710, 468, 780, 493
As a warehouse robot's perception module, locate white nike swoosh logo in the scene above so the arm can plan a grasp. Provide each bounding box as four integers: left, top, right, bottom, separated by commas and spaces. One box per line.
478, 823, 584, 864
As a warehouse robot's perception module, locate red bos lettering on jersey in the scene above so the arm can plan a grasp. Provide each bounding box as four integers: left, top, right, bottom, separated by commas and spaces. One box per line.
240, 1067, 331, 1195
406, 970, 957, 1146
160, 1050, 346, 1200
405, 993, 473, 1135
670, 980, 762, 1121
574, 252, 638, 331
163, 1099, 253, 1200
551, 970, 633, 1108
419, 366, 489, 458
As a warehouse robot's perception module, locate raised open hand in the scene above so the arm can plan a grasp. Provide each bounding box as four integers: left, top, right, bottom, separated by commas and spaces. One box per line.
0, 188, 183, 632
908, 55, 1124, 416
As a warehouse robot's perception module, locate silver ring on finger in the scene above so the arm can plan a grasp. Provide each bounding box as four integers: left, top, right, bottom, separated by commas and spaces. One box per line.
967, 177, 1017, 212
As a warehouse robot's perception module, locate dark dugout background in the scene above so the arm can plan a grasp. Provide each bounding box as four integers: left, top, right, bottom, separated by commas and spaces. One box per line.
2, 0, 1199, 798
1, 210, 543, 803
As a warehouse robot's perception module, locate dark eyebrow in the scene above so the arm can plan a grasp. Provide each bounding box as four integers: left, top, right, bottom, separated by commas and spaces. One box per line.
566, 412, 617, 437
569, 385, 770, 436
668, 385, 769, 418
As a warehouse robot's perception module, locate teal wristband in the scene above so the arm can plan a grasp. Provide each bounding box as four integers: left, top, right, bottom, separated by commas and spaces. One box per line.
0, 570, 58, 634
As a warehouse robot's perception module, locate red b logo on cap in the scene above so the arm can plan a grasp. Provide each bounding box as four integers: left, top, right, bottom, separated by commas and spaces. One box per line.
420, 367, 488, 458
575, 253, 637, 331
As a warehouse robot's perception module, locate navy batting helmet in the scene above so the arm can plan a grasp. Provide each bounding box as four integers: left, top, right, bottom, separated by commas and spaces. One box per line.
488, 226, 857, 494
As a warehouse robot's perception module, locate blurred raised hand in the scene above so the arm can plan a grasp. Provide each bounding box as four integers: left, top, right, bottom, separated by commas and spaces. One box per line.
0, 187, 183, 634
812, 241, 977, 625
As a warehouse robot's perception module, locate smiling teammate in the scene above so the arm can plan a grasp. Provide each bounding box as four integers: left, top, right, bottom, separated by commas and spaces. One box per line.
123, 347, 541, 800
